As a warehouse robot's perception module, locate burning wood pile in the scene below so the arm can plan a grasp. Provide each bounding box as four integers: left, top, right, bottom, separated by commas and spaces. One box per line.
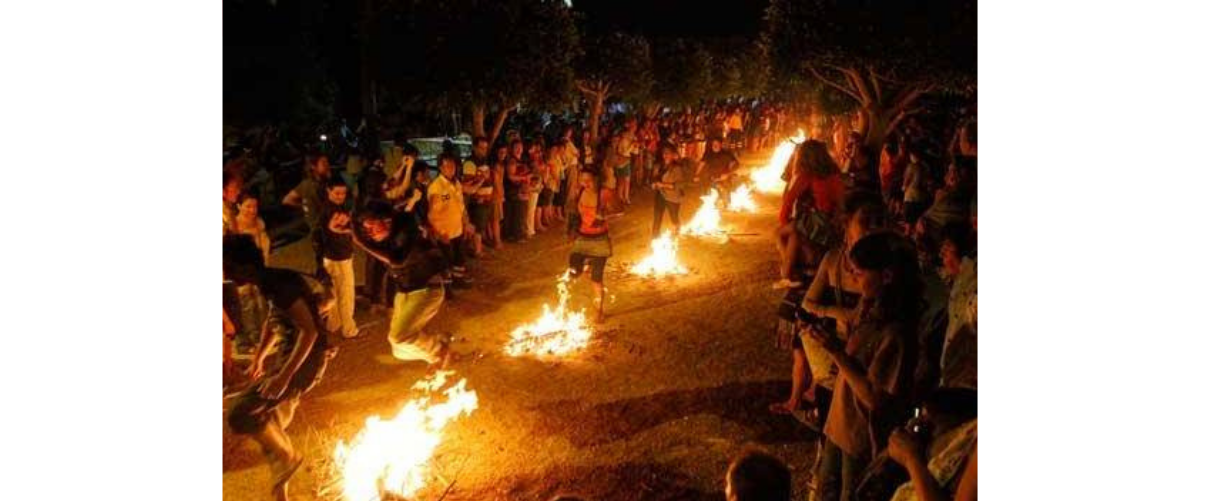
332, 371, 478, 501
630, 232, 689, 278
504, 270, 594, 357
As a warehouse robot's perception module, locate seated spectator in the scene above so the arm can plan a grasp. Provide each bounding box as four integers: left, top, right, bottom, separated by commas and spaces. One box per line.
774, 139, 846, 289
885, 388, 978, 501
724, 447, 792, 501
918, 156, 976, 240
772, 195, 886, 420
938, 222, 977, 390
805, 232, 922, 501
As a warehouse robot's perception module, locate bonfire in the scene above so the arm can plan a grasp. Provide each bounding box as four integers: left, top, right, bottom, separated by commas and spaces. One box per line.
726, 183, 758, 213
631, 232, 689, 278
332, 371, 479, 501
505, 270, 593, 357
749, 131, 807, 194
681, 189, 730, 242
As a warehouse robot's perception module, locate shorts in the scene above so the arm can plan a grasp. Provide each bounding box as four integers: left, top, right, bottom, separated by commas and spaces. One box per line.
616, 162, 632, 179
388, 286, 445, 362
469, 200, 491, 229
569, 253, 607, 283
226, 340, 332, 434
538, 188, 553, 207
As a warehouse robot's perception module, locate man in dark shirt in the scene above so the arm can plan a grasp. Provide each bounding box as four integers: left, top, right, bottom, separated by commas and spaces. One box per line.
224, 234, 335, 501
696, 137, 740, 203
351, 201, 453, 368
319, 177, 359, 339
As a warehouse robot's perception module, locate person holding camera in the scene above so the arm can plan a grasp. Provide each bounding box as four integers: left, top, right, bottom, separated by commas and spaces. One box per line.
804, 232, 922, 501
884, 388, 977, 501
771, 195, 885, 420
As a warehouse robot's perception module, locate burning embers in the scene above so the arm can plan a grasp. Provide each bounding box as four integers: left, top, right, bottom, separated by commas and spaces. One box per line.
505, 270, 594, 357
333, 371, 478, 501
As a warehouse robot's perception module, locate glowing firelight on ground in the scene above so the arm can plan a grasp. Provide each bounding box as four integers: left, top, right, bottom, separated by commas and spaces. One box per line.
749, 131, 807, 194
681, 189, 730, 242
727, 183, 758, 213
505, 270, 593, 357
631, 232, 689, 278
333, 371, 478, 501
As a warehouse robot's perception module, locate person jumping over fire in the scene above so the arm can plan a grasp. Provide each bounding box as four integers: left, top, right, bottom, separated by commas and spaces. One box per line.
567, 170, 612, 323
351, 201, 454, 369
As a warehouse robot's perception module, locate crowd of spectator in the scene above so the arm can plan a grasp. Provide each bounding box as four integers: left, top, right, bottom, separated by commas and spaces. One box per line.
221, 97, 976, 501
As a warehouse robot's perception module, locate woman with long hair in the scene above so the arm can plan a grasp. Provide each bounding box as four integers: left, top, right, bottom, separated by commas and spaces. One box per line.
806, 232, 922, 501
566, 170, 612, 323
774, 139, 846, 289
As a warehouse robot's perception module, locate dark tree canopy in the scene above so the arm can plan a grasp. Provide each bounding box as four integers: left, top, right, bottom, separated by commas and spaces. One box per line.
762, 0, 976, 145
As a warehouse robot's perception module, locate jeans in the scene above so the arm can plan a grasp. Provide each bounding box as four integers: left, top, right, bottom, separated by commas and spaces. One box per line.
811, 438, 868, 501
652, 192, 681, 236
322, 257, 357, 337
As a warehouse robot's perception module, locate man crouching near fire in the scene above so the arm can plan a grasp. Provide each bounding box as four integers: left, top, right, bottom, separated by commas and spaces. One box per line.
351, 201, 454, 368
224, 234, 336, 501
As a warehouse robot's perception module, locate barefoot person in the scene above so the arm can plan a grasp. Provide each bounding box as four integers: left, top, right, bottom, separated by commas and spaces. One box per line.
352, 201, 453, 368
567, 170, 612, 323
224, 234, 336, 501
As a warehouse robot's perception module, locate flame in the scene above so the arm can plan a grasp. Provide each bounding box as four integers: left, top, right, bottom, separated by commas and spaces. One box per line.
681, 189, 730, 242
505, 270, 593, 357
333, 371, 479, 501
726, 183, 758, 213
750, 131, 806, 194
631, 232, 689, 278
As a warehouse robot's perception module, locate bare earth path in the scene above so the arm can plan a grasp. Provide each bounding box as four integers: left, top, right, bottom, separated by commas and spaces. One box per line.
223, 150, 820, 500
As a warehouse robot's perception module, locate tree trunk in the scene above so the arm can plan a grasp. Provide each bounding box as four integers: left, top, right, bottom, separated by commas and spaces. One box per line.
588, 93, 605, 144
487, 106, 513, 146
470, 105, 487, 139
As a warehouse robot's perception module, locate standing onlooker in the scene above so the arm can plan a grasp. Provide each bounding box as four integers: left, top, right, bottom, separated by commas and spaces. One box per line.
548, 141, 568, 222
223, 171, 243, 236
504, 140, 530, 242
427, 153, 471, 282
614, 119, 638, 205
234, 192, 272, 265
318, 177, 360, 339
462, 136, 494, 249
490, 144, 509, 249
283, 153, 334, 279
528, 141, 551, 233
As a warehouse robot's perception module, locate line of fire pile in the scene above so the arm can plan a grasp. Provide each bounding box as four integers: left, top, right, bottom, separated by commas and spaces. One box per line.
320, 133, 808, 500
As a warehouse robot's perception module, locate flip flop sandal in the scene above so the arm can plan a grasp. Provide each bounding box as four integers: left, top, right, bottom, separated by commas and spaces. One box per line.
793, 407, 825, 433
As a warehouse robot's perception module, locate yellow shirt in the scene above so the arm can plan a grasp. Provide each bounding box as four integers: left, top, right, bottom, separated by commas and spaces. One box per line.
426, 175, 465, 238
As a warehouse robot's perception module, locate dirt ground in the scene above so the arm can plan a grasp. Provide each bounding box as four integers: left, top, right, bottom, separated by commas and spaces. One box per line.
223, 150, 822, 500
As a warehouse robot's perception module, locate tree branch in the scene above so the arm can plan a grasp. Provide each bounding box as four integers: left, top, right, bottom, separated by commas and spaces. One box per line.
807, 64, 862, 103
868, 66, 883, 102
